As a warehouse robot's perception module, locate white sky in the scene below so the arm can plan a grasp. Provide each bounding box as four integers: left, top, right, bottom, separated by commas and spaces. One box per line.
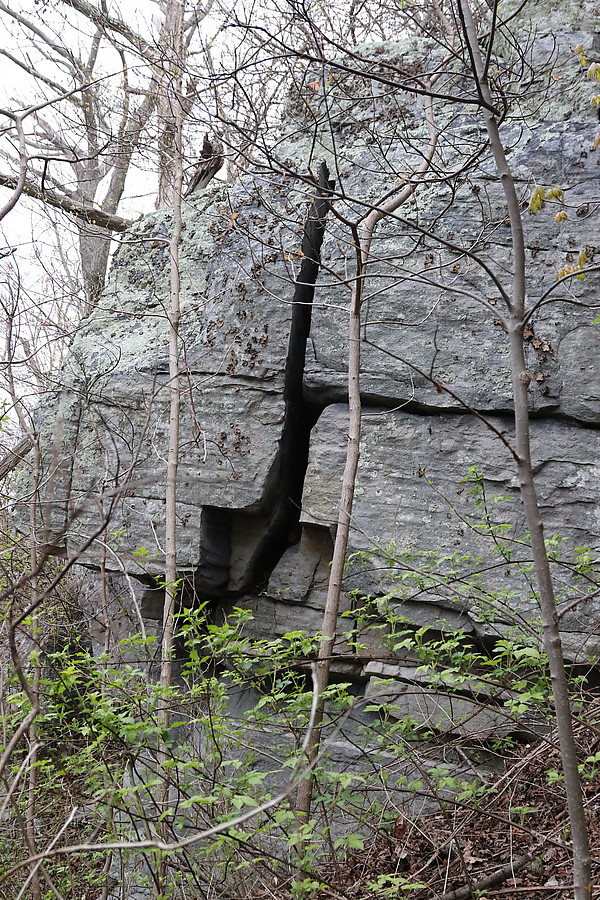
0, 1, 175, 432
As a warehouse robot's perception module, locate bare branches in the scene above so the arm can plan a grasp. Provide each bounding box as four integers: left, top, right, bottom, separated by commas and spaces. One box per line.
0, 1, 77, 68
222, 18, 500, 113
59, 0, 153, 59
0, 108, 27, 222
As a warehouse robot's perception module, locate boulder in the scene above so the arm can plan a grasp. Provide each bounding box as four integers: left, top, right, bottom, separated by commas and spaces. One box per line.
21, 1, 600, 732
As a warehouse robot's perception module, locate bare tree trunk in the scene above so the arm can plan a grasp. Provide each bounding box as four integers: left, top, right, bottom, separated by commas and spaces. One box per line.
294, 230, 363, 834
156, 1, 186, 209
4, 292, 43, 899
153, 2, 185, 896
79, 225, 113, 313
26, 440, 41, 900
295, 89, 438, 834
458, 3, 591, 897
79, 90, 157, 311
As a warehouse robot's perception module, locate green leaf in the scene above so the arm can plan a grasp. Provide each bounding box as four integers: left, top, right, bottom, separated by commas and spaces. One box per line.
529, 185, 546, 213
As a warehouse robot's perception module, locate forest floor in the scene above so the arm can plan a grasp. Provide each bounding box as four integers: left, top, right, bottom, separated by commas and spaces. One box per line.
272, 702, 600, 900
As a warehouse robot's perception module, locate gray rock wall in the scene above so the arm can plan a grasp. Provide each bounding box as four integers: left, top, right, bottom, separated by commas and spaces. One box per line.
22, 3, 600, 743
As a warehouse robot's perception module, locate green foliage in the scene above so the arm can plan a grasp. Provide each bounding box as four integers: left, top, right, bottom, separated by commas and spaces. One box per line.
367, 872, 426, 897
2, 467, 599, 898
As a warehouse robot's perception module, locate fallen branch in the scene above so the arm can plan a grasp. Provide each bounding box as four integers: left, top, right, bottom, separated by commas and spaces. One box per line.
0, 172, 133, 232
0, 435, 33, 481
439, 854, 534, 900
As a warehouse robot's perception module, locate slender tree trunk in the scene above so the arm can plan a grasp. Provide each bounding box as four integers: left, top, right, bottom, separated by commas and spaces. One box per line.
153, 2, 185, 896
294, 238, 363, 833
79, 91, 157, 312
458, 3, 591, 896
509, 325, 591, 897
295, 91, 438, 835
156, 2, 185, 209
3, 290, 43, 899
26, 440, 41, 900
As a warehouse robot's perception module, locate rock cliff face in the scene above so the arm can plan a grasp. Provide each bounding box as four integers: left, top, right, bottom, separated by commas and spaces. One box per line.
26, 1, 600, 738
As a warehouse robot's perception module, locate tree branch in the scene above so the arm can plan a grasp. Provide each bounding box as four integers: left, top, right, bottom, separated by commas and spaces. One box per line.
0, 171, 133, 231
59, 0, 153, 58
438, 854, 532, 900
0, 0, 77, 66
0, 435, 33, 481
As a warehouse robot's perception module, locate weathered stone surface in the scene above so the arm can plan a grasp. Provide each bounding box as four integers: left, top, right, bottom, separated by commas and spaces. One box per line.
19, 0, 600, 756
302, 116, 600, 420
13, 9, 600, 900
263, 10, 600, 421
31, 177, 310, 585
300, 404, 600, 660
364, 676, 514, 738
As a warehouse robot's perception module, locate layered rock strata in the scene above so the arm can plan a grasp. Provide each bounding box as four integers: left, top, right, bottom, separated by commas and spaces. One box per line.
23, 2, 600, 741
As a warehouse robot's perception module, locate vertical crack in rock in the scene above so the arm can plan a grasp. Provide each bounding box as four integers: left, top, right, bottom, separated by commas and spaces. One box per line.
37, 392, 84, 552
240, 162, 335, 590
196, 506, 232, 593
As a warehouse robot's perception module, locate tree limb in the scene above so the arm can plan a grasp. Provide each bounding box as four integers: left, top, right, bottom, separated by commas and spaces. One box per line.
0, 435, 33, 482
0, 171, 133, 231
0, 49, 68, 97
59, 0, 153, 58
438, 854, 533, 900
0, 0, 77, 67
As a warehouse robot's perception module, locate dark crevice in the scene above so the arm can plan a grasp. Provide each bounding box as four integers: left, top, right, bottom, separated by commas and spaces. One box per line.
196, 506, 232, 594
305, 388, 600, 433
237, 162, 335, 591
